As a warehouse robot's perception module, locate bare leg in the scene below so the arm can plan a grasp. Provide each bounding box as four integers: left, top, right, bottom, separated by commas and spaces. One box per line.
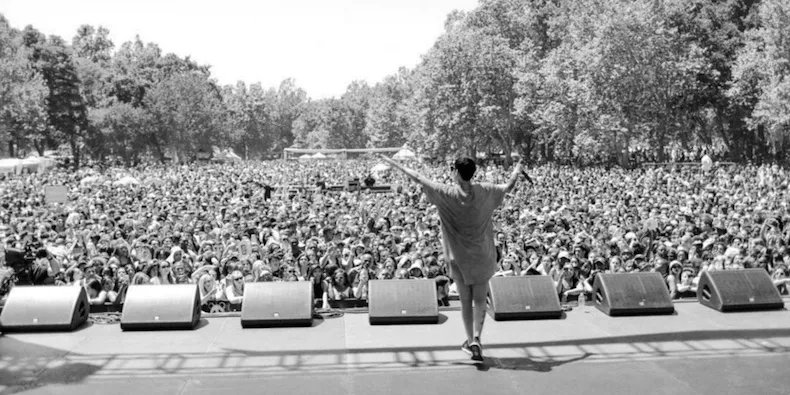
471, 283, 489, 341
454, 277, 474, 344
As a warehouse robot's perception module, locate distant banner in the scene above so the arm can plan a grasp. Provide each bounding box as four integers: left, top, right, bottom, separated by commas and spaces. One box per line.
45, 185, 68, 204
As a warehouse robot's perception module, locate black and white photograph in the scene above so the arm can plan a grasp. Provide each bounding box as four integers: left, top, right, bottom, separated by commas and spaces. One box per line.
1, 0, 789, 394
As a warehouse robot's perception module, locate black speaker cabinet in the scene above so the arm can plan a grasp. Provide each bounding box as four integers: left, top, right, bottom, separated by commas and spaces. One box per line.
698, 269, 784, 312
368, 279, 439, 325
241, 281, 314, 328
120, 284, 201, 331
488, 276, 562, 320
0, 286, 89, 332
592, 272, 675, 316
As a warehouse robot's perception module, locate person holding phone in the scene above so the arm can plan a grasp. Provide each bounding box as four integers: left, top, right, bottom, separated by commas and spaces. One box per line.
380, 154, 525, 362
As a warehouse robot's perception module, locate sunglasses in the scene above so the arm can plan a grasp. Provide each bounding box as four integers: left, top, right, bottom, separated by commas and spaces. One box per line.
160, 265, 170, 268
233, 277, 243, 281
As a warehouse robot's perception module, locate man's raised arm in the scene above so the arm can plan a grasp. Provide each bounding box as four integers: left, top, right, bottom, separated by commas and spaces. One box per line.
500, 161, 524, 193
379, 155, 431, 186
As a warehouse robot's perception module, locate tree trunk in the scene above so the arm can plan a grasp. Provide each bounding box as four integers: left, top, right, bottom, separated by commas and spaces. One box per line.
70, 138, 80, 171
150, 134, 167, 163
546, 140, 555, 162
655, 125, 667, 163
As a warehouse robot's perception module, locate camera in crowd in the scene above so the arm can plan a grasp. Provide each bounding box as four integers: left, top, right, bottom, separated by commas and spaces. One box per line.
3, 245, 47, 287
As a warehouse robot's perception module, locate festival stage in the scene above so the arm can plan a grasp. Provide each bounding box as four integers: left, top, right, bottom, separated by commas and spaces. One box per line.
2, 299, 790, 395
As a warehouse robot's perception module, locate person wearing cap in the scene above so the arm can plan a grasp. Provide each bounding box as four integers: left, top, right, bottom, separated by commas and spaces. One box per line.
380, 154, 525, 362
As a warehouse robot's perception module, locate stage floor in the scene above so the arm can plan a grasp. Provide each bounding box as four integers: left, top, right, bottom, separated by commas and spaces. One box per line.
2, 300, 790, 395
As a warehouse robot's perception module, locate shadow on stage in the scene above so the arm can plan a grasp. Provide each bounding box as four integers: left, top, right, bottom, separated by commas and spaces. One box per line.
0, 335, 101, 395
1, 326, 789, 393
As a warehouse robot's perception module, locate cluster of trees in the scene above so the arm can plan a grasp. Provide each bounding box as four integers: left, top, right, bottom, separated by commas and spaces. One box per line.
1, 0, 789, 167
0, 17, 307, 166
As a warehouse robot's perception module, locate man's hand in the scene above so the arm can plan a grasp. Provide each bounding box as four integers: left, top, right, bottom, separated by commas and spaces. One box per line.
513, 160, 523, 175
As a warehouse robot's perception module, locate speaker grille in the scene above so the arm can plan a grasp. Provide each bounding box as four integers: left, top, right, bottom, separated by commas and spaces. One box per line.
593, 273, 674, 316
0, 285, 89, 332
698, 269, 783, 312
120, 284, 201, 331
368, 280, 439, 325
488, 276, 562, 320
241, 282, 314, 327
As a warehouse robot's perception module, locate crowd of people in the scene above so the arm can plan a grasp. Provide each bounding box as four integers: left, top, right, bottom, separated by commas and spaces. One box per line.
1, 157, 789, 313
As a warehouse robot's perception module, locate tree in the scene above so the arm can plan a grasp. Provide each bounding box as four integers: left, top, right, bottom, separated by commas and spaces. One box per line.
271, 78, 307, 152
223, 81, 276, 159
729, 0, 790, 160
339, 80, 371, 148
145, 71, 226, 162
89, 102, 151, 165
417, 23, 493, 158
21, 27, 89, 167
665, 0, 762, 161
107, 36, 163, 107
364, 67, 414, 148
0, 15, 48, 157
521, 0, 709, 164
72, 25, 113, 64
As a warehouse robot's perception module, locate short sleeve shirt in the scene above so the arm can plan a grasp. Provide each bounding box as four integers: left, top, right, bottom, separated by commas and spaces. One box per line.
421, 180, 508, 284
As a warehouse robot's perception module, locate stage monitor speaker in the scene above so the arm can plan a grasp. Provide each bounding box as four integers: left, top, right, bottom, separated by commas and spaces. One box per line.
368, 279, 439, 325
0, 286, 89, 332
120, 284, 201, 331
592, 272, 675, 316
697, 269, 784, 312
488, 276, 562, 320
241, 282, 314, 328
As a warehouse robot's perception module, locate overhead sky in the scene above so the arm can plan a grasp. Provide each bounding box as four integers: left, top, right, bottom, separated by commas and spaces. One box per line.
2, 0, 480, 99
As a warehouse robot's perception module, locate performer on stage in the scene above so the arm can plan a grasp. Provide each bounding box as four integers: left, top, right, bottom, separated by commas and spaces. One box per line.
380, 155, 524, 361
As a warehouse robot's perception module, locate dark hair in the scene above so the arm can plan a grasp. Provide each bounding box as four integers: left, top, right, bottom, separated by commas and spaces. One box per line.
86, 278, 103, 294
454, 157, 476, 181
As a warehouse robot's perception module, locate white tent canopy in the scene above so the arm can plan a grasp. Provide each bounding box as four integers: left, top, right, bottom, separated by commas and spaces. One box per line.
371, 163, 391, 173
80, 175, 102, 186
312, 152, 327, 159
0, 159, 22, 175
0, 156, 55, 174
393, 148, 416, 160
113, 176, 140, 186
224, 150, 242, 161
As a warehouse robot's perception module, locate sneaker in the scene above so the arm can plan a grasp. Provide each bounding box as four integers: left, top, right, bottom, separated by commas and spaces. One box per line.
461, 340, 472, 356
470, 337, 483, 361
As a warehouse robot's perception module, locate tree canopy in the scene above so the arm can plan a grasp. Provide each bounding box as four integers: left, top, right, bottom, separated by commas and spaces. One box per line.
1, 0, 788, 166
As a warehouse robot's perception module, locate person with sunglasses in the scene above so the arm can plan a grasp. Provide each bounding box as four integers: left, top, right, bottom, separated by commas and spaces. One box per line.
224, 270, 245, 305
379, 154, 525, 362
150, 260, 175, 285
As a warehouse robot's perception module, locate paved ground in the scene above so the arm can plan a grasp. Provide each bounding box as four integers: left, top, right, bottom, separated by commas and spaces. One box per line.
1, 300, 789, 395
